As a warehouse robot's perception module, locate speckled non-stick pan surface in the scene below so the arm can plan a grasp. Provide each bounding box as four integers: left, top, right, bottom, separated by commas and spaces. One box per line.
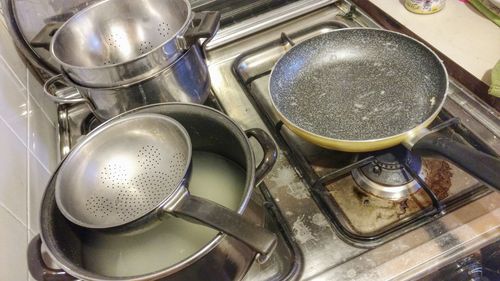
270, 28, 448, 141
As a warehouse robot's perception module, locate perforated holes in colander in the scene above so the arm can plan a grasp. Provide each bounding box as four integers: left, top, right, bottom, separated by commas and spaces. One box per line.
102, 33, 124, 65
106, 33, 122, 48
112, 145, 181, 221
84, 164, 128, 218
157, 22, 171, 39
85, 196, 112, 218
137, 145, 162, 169
116, 177, 149, 222
115, 171, 173, 221
138, 41, 155, 55
99, 163, 128, 190
86, 145, 188, 222
168, 152, 186, 176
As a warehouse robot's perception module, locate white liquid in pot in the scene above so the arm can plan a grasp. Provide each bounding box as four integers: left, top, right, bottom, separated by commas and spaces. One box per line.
81, 151, 246, 277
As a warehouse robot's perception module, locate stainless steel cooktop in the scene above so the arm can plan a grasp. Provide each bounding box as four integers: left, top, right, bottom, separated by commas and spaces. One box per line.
55, 1, 500, 280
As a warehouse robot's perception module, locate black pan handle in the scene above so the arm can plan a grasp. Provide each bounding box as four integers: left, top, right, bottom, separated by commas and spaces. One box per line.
246, 128, 278, 185
412, 133, 500, 191
172, 195, 277, 262
28, 235, 76, 281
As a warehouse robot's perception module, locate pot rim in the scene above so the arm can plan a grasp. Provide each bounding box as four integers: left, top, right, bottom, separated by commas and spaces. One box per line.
40, 103, 259, 280
61, 45, 202, 90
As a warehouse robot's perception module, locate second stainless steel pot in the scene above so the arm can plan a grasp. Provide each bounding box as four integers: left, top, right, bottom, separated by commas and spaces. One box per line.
44, 45, 210, 120
54, 112, 277, 258
28, 103, 278, 281
50, 0, 220, 87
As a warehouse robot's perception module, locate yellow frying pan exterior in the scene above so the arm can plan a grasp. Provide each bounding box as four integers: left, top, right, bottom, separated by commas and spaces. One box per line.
269, 29, 448, 153
277, 108, 440, 152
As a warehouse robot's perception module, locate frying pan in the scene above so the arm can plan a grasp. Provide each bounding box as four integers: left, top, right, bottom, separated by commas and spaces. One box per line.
269, 28, 500, 190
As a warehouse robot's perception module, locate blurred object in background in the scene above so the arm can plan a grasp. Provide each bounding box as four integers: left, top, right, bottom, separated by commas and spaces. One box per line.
489, 60, 500, 97
467, 0, 500, 26
404, 0, 446, 14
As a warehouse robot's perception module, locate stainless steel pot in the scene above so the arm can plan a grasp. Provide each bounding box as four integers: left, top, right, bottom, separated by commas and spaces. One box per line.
54, 112, 277, 258
50, 0, 220, 87
44, 45, 211, 121
28, 103, 278, 281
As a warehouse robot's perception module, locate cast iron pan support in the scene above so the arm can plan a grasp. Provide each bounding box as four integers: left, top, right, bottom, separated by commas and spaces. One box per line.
410, 133, 500, 191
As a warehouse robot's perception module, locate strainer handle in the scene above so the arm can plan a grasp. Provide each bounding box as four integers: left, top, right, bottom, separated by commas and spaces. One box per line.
172, 195, 277, 263
27, 235, 76, 281
178, 11, 220, 50
44, 74, 87, 104
246, 129, 278, 185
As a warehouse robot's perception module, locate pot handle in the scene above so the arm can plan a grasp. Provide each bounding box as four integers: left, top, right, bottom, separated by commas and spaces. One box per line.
31, 22, 62, 50
246, 128, 278, 185
172, 195, 277, 263
178, 11, 220, 49
412, 133, 500, 191
28, 235, 76, 281
44, 74, 87, 104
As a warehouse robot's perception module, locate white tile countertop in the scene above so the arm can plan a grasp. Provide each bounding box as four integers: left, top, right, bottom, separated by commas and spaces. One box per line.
369, 0, 500, 86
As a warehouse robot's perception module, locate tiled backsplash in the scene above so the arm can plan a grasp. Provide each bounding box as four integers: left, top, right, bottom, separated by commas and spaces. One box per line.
0, 18, 58, 281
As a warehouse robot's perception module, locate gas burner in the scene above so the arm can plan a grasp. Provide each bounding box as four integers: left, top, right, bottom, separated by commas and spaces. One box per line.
352, 146, 425, 200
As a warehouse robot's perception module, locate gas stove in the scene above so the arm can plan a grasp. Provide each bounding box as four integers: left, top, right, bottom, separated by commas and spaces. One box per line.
231, 18, 498, 250
55, 1, 500, 280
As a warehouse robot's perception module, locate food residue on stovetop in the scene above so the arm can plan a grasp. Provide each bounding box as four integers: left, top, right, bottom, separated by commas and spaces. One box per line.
326, 159, 453, 235
423, 159, 452, 200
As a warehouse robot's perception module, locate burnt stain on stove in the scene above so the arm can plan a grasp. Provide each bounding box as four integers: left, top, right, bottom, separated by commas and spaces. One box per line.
327, 177, 408, 235
404, 159, 453, 210
423, 159, 453, 200
325, 159, 453, 236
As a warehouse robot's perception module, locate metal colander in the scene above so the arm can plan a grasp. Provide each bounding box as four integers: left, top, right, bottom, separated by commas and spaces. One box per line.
100, 20, 173, 66
51, 0, 191, 67
53, 110, 278, 259
55, 113, 191, 228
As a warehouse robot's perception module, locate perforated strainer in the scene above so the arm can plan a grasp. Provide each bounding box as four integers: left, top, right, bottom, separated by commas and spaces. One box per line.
55, 113, 277, 258
55, 113, 190, 228
50, 0, 220, 87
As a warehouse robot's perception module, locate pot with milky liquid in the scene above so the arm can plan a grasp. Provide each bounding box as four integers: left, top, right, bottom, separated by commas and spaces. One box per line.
28, 103, 278, 281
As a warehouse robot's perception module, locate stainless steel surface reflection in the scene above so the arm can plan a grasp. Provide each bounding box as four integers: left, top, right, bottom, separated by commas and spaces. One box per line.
48, 45, 211, 120
56, 94, 302, 281
54, 1, 500, 280
205, 2, 500, 280
50, 0, 193, 87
